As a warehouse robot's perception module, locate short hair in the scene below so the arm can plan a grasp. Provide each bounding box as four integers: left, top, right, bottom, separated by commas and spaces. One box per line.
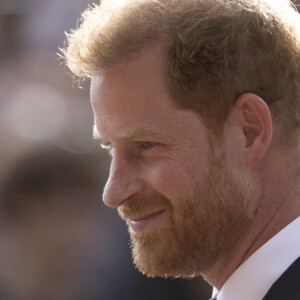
62, 0, 300, 136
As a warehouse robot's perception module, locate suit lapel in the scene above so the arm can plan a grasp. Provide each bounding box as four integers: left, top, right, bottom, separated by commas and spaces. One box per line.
263, 256, 300, 300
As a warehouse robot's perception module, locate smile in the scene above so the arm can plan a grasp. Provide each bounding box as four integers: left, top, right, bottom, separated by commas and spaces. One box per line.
129, 209, 165, 232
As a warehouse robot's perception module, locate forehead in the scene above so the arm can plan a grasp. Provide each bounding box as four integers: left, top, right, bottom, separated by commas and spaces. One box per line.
91, 45, 168, 107
90, 44, 209, 147
90, 45, 184, 139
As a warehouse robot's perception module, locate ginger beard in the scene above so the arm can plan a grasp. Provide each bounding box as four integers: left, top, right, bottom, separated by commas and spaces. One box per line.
118, 153, 260, 278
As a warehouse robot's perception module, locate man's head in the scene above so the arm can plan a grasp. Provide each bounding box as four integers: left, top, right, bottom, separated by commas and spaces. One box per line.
62, 0, 300, 280
64, 0, 300, 136
89, 46, 260, 277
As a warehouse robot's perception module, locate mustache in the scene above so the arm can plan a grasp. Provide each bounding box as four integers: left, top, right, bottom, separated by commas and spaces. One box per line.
118, 192, 173, 221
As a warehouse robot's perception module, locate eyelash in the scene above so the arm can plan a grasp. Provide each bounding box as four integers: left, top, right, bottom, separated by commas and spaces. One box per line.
100, 143, 114, 156
100, 143, 111, 151
100, 141, 157, 156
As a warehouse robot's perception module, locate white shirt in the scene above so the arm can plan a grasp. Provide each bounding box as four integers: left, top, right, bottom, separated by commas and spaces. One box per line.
212, 217, 300, 300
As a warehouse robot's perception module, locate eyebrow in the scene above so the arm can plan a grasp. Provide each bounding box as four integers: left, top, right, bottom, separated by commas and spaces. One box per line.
92, 125, 170, 142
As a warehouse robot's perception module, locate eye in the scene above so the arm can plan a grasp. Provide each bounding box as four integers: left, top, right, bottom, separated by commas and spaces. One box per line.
141, 141, 157, 149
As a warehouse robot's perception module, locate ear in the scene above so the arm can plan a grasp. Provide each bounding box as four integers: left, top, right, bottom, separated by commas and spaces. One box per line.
225, 93, 273, 165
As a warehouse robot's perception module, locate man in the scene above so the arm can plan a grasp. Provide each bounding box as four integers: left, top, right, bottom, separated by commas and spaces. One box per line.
62, 0, 300, 299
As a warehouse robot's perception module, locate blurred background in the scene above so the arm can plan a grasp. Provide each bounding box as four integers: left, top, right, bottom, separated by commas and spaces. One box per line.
0, 0, 215, 299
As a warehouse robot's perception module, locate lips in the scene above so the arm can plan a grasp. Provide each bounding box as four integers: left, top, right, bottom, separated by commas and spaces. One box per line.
128, 209, 165, 232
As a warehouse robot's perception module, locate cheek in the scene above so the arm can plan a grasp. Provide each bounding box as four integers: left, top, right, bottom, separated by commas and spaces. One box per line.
144, 159, 200, 199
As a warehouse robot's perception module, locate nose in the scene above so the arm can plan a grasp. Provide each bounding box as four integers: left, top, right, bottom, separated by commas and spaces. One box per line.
103, 154, 144, 208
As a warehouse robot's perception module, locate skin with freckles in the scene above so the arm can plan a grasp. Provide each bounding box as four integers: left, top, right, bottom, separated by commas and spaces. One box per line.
90, 46, 262, 279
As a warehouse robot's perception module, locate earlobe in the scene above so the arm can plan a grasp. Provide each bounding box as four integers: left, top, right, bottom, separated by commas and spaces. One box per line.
232, 93, 273, 165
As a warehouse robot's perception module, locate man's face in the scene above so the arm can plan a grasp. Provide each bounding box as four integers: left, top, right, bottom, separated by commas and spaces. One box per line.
91, 46, 259, 277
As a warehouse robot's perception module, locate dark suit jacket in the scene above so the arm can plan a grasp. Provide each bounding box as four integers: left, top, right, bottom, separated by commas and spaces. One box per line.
263, 256, 300, 300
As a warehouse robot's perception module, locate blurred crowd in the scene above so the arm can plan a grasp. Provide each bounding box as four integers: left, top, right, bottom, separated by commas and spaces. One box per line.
0, 0, 213, 299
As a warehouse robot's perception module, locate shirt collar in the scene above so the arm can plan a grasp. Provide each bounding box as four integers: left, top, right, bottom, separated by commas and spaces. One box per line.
212, 217, 300, 300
